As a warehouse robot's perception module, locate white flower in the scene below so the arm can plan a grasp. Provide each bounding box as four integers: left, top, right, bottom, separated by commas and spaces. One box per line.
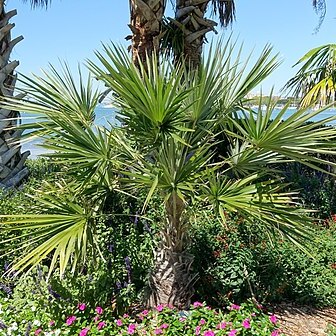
33, 320, 41, 326
55, 329, 61, 336
31, 306, 37, 312
11, 322, 18, 330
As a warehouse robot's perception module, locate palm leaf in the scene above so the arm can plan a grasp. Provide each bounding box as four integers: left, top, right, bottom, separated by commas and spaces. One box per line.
0, 181, 100, 278
202, 172, 314, 251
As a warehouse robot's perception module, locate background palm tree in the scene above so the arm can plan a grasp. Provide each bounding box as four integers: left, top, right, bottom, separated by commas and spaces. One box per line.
168, 0, 236, 69
127, 0, 167, 68
163, 0, 327, 70
283, 44, 336, 107
0, 0, 49, 189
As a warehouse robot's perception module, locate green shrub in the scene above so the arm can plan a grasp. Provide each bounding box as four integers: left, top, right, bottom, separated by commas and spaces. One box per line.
190, 211, 336, 307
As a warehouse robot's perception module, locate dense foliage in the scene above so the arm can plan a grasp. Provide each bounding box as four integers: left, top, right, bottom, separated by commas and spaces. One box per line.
191, 213, 336, 307
1, 159, 336, 334
2, 40, 336, 333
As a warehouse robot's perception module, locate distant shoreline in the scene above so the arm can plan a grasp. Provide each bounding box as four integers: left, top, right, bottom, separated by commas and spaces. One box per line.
21, 106, 336, 159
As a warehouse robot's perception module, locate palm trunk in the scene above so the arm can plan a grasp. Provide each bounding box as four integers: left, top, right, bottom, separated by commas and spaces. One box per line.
128, 0, 167, 68
148, 193, 197, 309
0, 2, 29, 189
174, 0, 216, 70
174, 0, 235, 70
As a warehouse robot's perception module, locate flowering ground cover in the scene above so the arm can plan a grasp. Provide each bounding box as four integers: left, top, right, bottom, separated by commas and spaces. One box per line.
0, 300, 281, 335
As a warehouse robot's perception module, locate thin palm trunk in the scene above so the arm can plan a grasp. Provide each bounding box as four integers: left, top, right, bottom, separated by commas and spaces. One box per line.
148, 193, 197, 308
128, 0, 167, 68
0, 2, 29, 188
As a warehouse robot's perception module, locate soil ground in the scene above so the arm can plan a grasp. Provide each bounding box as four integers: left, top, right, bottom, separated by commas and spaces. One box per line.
272, 303, 336, 335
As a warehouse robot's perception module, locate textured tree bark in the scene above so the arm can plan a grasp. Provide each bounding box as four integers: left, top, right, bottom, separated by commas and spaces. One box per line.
174, 0, 235, 70
127, 0, 167, 68
174, 0, 216, 70
0, 3, 29, 189
147, 194, 198, 308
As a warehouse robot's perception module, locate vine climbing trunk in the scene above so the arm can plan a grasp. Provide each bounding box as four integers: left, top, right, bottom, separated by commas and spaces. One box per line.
127, 0, 167, 68
0, 2, 29, 189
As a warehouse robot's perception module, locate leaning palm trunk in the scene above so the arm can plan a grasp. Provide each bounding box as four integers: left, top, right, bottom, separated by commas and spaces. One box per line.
128, 0, 167, 68
0, 3, 29, 188
148, 193, 197, 308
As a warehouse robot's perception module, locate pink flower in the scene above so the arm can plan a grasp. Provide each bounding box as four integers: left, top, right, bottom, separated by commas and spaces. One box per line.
116, 319, 123, 327
161, 323, 169, 329
251, 313, 256, 317
94, 316, 100, 322
228, 330, 238, 336
229, 304, 241, 310
156, 304, 164, 312
193, 301, 203, 308
35, 329, 42, 335
49, 320, 55, 326
78, 303, 86, 311
66, 315, 77, 326
271, 329, 280, 336
127, 323, 137, 335
195, 326, 201, 335
199, 318, 206, 325
203, 331, 215, 336
269, 314, 277, 324
179, 317, 186, 322
79, 328, 89, 336
98, 321, 106, 330
217, 322, 227, 329
242, 318, 251, 329
95, 306, 103, 315
123, 314, 130, 318
154, 328, 163, 335
141, 309, 149, 316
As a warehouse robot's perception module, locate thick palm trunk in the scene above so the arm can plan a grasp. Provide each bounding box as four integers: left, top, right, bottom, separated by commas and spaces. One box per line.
0, 2, 29, 189
174, 0, 217, 70
148, 194, 197, 309
128, 0, 167, 68
174, 0, 235, 70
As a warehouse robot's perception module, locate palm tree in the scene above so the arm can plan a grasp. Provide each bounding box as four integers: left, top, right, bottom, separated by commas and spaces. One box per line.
167, 0, 235, 69
0, 0, 49, 188
127, 0, 167, 68
167, 0, 326, 70
283, 44, 336, 107
2, 42, 336, 308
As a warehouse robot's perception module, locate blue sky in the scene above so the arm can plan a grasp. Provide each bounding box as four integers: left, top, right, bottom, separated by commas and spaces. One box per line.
8, 0, 336, 95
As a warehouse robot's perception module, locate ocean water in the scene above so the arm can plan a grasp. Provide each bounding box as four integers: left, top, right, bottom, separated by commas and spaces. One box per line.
21, 106, 336, 158
22, 106, 116, 158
